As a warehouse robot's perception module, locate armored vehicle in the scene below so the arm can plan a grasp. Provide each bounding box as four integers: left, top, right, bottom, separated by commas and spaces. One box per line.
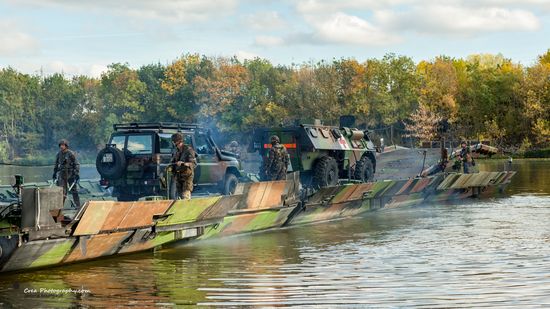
96, 123, 242, 201
251, 120, 377, 187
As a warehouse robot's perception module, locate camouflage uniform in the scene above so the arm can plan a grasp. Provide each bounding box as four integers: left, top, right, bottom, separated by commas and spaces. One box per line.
171, 135, 197, 199
458, 142, 472, 174
227, 141, 241, 158
265, 136, 289, 181
53, 140, 80, 207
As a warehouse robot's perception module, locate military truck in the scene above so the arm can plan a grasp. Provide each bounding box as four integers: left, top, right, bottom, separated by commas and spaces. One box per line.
251, 120, 377, 187
96, 123, 242, 201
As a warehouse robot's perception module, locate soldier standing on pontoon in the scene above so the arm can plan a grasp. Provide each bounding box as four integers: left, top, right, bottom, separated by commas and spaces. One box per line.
265, 135, 289, 181
53, 139, 80, 207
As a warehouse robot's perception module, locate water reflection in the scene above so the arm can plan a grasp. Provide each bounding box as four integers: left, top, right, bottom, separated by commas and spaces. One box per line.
479, 159, 550, 195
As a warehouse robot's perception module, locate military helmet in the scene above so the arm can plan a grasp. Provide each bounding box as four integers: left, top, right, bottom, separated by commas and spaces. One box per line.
58, 139, 69, 147
171, 133, 183, 143
229, 141, 239, 147
270, 135, 280, 144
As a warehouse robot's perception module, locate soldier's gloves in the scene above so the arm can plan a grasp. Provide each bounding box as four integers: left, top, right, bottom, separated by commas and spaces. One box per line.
74, 175, 80, 182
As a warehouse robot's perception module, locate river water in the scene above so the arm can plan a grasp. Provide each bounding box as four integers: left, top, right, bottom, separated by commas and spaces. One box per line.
0, 160, 549, 307
0, 165, 100, 186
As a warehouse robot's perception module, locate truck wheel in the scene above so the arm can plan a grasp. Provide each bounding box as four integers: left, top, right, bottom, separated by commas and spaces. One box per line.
313, 156, 339, 187
96, 146, 126, 180
223, 173, 239, 195
354, 155, 374, 182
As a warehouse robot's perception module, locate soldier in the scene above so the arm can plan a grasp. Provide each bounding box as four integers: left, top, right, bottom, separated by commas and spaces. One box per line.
458, 141, 472, 174
53, 139, 80, 207
170, 133, 197, 199
227, 140, 241, 158
265, 135, 289, 181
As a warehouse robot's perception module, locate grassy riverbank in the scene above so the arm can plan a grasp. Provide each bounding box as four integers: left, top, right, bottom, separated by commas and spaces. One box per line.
523, 148, 550, 158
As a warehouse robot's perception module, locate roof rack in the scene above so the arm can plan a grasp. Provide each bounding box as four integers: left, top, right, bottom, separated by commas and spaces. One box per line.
113, 122, 202, 131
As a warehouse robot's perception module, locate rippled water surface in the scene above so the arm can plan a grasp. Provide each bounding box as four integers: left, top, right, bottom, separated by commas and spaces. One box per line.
1, 160, 550, 307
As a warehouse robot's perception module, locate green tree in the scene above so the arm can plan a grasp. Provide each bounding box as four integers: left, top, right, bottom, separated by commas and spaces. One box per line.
38, 73, 74, 149
100, 63, 146, 123
70, 75, 104, 149
162, 54, 213, 122
523, 50, 550, 147
0, 68, 39, 159
138, 63, 173, 122
457, 54, 524, 144
241, 59, 291, 129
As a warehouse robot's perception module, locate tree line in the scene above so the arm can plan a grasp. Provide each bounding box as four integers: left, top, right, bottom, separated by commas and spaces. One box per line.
0, 51, 549, 162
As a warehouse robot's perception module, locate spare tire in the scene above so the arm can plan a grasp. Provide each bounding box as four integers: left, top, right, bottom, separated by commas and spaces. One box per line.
96, 146, 126, 180
313, 156, 339, 188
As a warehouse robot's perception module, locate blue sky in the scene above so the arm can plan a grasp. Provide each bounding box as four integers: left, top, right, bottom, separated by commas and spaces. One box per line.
1, 0, 549, 77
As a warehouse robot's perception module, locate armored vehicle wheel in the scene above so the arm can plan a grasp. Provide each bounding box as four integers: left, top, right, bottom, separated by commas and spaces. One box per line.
354, 155, 374, 182
222, 173, 239, 195
313, 156, 339, 187
96, 146, 126, 180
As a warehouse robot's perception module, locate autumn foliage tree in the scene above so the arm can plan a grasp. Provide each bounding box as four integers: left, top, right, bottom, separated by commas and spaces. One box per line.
1, 50, 550, 161
194, 58, 250, 130
405, 103, 442, 141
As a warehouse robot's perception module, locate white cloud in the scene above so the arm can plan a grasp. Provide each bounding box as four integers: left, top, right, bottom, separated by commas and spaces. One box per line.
0, 21, 40, 56
254, 35, 285, 47
12, 61, 109, 78
88, 64, 110, 78
235, 50, 260, 62
376, 5, 540, 34
252, 12, 400, 47
245, 11, 287, 31
474, 0, 550, 10
6, 0, 239, 23
309, 13, 400, 45
292, 0, 543, 43
44, 61, 109, 77
290, 1, 404, 46
296, 0, 409, 14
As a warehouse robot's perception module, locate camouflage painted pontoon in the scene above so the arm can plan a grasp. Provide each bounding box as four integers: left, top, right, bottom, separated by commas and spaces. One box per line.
0, 171, 515, 273
291, 171, 515, 225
